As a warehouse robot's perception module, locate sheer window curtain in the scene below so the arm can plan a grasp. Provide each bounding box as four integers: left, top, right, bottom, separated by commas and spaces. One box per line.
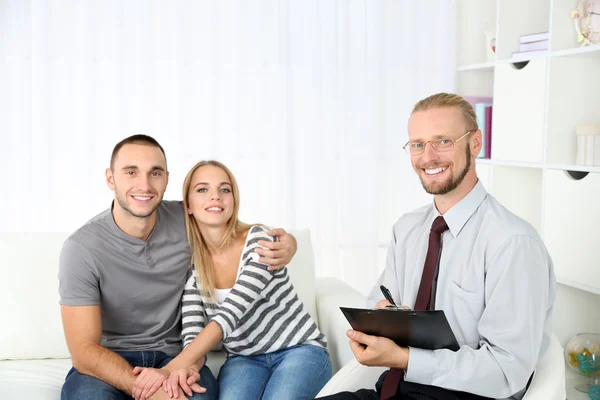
0, 0, 455, 294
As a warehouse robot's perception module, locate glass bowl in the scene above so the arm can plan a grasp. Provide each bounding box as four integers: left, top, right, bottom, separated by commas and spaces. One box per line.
565, 333, 600, 393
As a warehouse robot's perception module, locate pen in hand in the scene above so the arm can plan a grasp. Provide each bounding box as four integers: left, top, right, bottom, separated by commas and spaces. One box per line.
380, 285, 397, 308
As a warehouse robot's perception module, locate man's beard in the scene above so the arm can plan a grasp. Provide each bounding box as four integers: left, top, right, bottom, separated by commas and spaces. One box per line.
115, 189, 162, 218
420, 145, 471, 195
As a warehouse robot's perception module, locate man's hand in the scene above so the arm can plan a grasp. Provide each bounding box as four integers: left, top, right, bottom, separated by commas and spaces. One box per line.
163, 367, 205, 399
131, 367, 169, 400
375, 300, 393, 308
347, 329, 409, 369
375, 300, 410, 310
255, 228, 297, 270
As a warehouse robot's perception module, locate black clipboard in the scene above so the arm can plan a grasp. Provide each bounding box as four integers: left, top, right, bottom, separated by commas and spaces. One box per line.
340, 307, 460, 351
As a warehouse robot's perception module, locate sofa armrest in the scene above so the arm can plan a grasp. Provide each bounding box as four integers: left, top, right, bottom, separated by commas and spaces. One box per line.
315, 277, 366, 373
316, 358, 386, 397
522, 333, 565, 400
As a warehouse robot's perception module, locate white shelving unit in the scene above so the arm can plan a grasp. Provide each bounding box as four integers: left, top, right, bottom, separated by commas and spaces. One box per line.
457, 2, 600, 397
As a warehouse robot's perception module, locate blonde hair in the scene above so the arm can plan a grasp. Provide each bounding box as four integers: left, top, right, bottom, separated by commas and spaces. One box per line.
182, 160, 252, 297
412, 93, 478, 131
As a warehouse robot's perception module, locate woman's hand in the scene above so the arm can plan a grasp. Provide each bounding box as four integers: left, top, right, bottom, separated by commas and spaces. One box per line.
131, 367, 169, 400
162, 367, 206, 399
255, 228, 297, 270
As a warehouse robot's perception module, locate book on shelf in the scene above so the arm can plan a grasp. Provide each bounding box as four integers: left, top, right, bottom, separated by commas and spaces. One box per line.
463, 97, 493, 159
520, 31, 549, 43
484, 106, 492, 159
519, 39, 548, 52
475, 102, 493, 159
511, 49, 548, 61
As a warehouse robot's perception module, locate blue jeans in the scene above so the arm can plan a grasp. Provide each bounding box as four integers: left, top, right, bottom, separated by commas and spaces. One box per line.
217, 344, 332, 400
61, 351, 218, 400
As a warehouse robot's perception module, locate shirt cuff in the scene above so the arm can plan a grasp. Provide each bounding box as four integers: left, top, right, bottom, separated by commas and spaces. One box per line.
211, 316, 230, 340
405, 347, 436, 385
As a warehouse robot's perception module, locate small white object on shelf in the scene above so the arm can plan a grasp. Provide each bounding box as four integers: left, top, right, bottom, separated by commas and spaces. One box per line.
576, 124, 600, 166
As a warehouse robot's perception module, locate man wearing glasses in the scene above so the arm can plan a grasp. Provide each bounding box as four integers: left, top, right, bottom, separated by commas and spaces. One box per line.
319, 93, 556, 400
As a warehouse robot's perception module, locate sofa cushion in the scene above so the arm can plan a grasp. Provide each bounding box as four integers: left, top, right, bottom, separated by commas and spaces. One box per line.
0, 358, 72, 399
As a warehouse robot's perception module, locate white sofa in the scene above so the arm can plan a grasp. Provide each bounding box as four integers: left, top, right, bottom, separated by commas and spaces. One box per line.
0, 230, 364, 399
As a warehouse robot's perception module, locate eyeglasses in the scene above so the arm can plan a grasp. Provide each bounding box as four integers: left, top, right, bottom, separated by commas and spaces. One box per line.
402, 130, 475, 156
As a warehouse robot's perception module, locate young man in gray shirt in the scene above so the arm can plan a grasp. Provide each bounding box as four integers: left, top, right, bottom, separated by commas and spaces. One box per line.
59, 135, 297, 400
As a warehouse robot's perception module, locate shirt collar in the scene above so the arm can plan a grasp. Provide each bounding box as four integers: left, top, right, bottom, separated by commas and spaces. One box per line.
108, 200, 160, 245
432, 180, 487, 237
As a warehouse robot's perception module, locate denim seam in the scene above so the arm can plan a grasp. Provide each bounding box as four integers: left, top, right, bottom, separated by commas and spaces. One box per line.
306, 351, 332, 396
257, 377, 269, 400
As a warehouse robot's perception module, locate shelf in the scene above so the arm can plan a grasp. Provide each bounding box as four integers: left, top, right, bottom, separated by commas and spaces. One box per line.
552, 44, 600, 58
496, 0, 549, 60
496, 52, 549, 64
488, 160, 544, 169
457, 62, 495, 72
477, 161, 600, 173
545, 164, 600, 174
460, 45, 600, 70
557, 277, 600, 297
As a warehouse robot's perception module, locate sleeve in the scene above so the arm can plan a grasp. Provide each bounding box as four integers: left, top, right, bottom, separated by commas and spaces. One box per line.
366, 227, 401, 308
58, 238, 101, 306
405, 235, 554, 398
211, 226, 276, 340
181, 270, 207, 348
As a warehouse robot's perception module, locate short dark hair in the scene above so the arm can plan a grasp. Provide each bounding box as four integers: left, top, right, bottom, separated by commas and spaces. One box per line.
110, 134, 167, 170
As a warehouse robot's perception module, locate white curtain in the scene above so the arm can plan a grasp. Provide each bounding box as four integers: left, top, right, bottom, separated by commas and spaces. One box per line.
0, 0, 455, 294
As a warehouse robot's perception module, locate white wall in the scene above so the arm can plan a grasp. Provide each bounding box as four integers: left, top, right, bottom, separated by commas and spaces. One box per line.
0, 1, 456, 295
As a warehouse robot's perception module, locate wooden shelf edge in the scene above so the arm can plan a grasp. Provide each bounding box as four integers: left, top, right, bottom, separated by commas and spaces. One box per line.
557, 276, 600, 296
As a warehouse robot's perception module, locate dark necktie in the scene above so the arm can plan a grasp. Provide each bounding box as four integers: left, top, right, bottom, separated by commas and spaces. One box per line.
379, 216, 449, 400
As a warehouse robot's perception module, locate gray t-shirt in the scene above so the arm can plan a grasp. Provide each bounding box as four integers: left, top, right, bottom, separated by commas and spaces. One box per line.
58, 200, 191, 357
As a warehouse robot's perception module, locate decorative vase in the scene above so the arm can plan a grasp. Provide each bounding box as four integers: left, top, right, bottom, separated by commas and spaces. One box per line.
565, 333, 600, 393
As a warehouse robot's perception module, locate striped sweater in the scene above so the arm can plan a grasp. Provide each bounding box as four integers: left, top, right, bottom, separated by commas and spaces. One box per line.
181, 225, 327, 356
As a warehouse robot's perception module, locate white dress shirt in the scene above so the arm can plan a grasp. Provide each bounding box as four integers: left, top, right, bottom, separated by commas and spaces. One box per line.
368, 181, 556, 400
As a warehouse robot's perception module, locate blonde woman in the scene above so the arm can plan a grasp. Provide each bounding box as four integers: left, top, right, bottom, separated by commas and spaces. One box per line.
139, 160, 331, 400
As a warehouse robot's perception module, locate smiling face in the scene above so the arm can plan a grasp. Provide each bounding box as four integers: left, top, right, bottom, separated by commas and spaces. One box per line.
407, 106, 478, 196
186, 164, 235, 228
106, 143, 168, 219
